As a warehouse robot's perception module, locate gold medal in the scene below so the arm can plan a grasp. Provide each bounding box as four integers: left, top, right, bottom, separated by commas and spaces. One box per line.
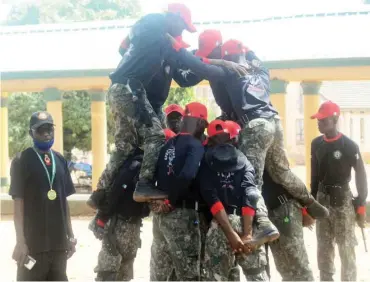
47, 189, 57, 200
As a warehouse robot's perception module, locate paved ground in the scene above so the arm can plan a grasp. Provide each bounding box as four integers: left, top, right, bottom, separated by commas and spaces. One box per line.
0, 217, 370, 281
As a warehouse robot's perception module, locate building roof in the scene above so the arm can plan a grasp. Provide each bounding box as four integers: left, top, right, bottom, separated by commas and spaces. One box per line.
1, 11, 370, 72
321, 81, 370, 109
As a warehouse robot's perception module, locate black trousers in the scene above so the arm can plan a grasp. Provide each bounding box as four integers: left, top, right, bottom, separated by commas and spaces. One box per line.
17, 251, 68, 281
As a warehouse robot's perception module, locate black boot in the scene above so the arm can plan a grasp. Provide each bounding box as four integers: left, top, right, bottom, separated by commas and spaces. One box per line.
133, 179, 168, 202
306, 196, 329, 219
245, 204, 279, 249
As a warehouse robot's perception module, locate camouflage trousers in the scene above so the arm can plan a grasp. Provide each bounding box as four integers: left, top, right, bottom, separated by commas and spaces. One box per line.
97, 83, 165, 190
238, 116, 311, 203
150, 209, 202, 281
316, 190, 357, 281
94, 217, 142, 281
203, 214, 268, 281
268, 199, 314, 281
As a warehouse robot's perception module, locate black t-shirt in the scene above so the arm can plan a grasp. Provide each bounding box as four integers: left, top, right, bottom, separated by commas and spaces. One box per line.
311, 134, 364, 198
9, 147, 75, 254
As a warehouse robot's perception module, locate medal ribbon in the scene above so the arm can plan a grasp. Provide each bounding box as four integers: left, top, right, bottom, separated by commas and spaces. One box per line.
33, 148, 56, 190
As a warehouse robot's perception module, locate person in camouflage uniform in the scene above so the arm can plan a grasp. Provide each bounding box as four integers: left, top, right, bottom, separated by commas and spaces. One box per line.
89, 149, 149, 281
149, 102, 209, 281
198, 120, 279, 281
262, 170, 315, 281
311, 101, 368, 281
95, 3, 198, 203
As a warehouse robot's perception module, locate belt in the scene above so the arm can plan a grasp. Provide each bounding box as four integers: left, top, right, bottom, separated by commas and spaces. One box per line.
268, 194, 292, 211
318, 183, 349, 194
173, 200, 199, 211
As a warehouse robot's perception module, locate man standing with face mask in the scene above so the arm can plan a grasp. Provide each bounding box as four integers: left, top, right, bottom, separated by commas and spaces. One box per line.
9, 111, 76, 281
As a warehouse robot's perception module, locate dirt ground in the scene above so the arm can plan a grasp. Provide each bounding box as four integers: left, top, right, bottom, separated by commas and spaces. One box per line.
0, 217, 369, 281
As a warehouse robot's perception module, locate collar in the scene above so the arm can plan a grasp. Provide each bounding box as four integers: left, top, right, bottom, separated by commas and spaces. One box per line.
324, 133, 343, 143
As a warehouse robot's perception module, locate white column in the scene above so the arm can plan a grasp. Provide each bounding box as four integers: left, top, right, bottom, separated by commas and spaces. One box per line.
351, 115, 361, 145
342, 111, 351, 136
364, 115, 370, 152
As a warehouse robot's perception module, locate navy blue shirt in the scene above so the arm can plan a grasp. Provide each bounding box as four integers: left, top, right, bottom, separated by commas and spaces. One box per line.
115, 26, 200, 113
9, 147, 75, 254
109, 14, 178, 89
175, 48, 278, 121
199, 144, 259, 212
156, 134, 204, 205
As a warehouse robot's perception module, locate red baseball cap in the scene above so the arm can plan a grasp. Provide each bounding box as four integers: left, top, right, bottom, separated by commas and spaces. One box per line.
165, 104, 184, 116
184, 102, 208, 122
224, 121, 241, 139
311, 101, 341, 120
167, 3, 196, 33
164, 128, 176, 141
221, 39, 248, 58
195, 30, 222, 58
207, 120, 229, 138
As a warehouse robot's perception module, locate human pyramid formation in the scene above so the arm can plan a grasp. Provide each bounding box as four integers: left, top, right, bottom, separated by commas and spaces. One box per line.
9, 2, 367, 282
86, 2, 340, 281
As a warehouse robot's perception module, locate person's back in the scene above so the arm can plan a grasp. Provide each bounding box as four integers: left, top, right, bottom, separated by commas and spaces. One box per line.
92, 149, 149, 281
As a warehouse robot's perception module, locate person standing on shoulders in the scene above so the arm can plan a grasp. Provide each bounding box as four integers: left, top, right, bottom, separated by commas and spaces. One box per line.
311, 101, 368, 281
9, 111, 76, 281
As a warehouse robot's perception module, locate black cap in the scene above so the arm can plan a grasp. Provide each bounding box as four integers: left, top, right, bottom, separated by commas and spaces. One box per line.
29, 111, 54, 129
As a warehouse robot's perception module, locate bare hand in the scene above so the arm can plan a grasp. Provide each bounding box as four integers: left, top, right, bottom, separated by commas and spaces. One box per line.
208, 59, 250, 77
12, 242, 29, 265
149, 200, 173, 214
302, 213, 315, 229
356, 213, 366, 228
227, 231, 245, 254
67, 238, 77, 259
240, 234, 255, 254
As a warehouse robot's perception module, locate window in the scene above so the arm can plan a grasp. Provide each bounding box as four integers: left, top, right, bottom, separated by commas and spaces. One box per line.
296, 119, 304, 144
297, 93, 304, 114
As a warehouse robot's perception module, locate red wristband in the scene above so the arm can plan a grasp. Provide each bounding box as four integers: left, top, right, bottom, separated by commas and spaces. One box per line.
302, 208, 308, 216
242, 206, 255, 216
96, 219, 105, 227
202, 57, 210, 64
357, 206, 366, 215
164, 199, 170, 205
211, 201, 224, 216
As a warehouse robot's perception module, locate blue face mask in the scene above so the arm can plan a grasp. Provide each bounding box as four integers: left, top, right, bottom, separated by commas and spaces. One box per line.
33, 138, 54, 151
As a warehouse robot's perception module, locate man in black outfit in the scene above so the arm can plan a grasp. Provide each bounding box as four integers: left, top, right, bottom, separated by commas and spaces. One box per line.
9, 111, 76, 281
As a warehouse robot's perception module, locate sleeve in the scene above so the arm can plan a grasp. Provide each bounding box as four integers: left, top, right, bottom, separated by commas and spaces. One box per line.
199, 164, 224, 216
8, 154, 25, 199
240, 164, 260, 215
172, 68, 204, 87
351, 143, 368, 206
63, 159, 76, 197
173, 48, 227, 80
168, 142, 205, 204
310, 140, 319, 199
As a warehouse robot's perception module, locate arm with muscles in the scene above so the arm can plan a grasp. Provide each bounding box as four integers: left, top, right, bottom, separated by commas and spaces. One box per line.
199, 166, 245, 253
9, 156, 28, 265
240, 166, 259, 242
167, 142, 205, 205
63, 160, 77, 258
310, 141, 320, 199
352, 146, 368, 228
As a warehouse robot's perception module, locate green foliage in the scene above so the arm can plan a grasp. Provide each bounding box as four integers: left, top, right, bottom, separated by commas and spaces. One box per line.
164, 87, 196, 109
8, 93, 45, 158
6, 0, 141, 25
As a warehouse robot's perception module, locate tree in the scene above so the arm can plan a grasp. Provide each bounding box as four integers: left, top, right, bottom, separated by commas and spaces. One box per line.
164, 87, 196, 109
8, 93, 45, 158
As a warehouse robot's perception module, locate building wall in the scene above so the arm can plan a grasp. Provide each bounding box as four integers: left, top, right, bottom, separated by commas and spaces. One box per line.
285, 82, 370, 164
